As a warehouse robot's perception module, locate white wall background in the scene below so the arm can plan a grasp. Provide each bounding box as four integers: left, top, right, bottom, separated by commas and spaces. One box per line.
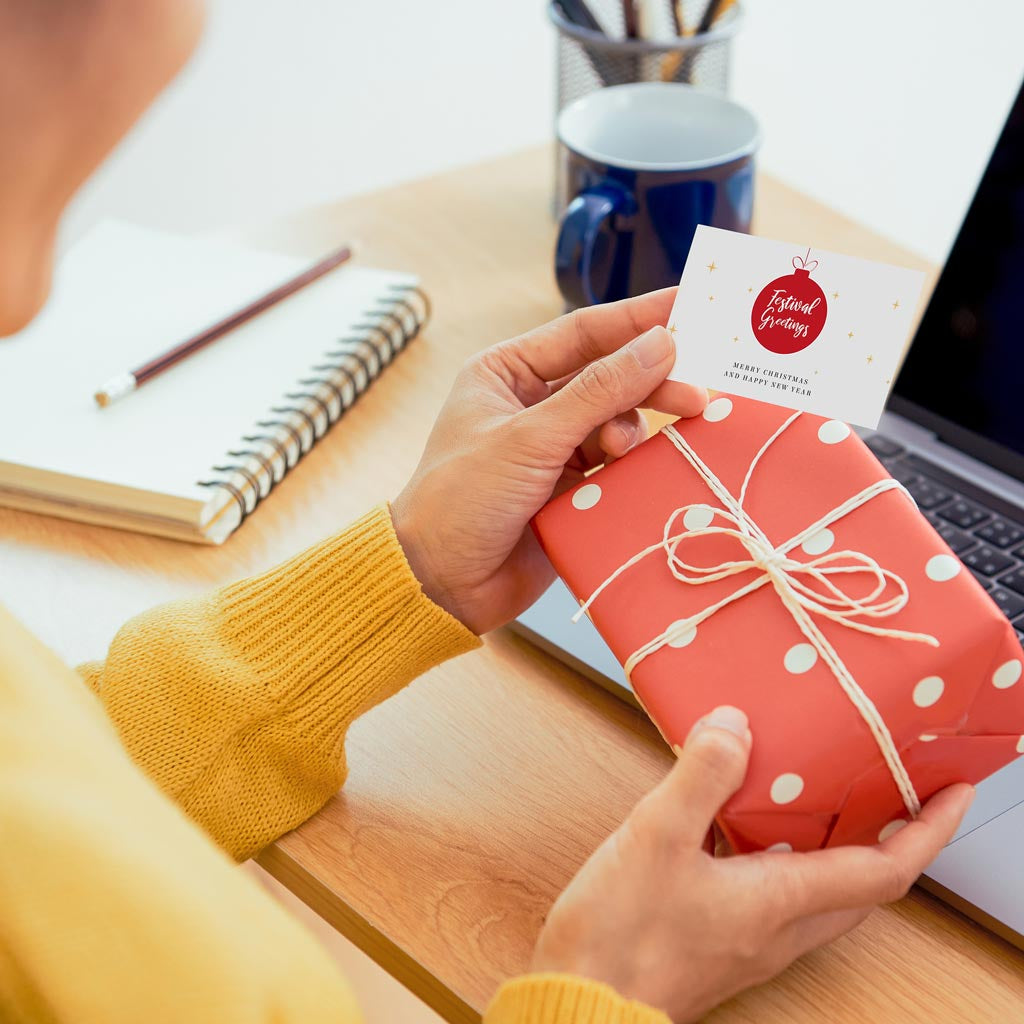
65, 0, 1024, 265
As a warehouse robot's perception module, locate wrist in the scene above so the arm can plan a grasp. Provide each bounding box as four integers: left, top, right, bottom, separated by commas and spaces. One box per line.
389, 491, 463, 627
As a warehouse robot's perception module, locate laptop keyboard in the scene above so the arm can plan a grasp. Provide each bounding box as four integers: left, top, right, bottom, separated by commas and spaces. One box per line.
863, 432, 1024, 645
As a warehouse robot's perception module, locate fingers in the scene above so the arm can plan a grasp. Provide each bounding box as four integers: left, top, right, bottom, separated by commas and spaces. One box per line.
598, 411, 647, 461
548, 367, 707, 421
645, 705, 752, 849
524, 326, 676, 457
774, 783, 975, 917
564, 412, 646, 476
646, 378, 710, 419
867, 781, 975, 890
509, 288, 678, 382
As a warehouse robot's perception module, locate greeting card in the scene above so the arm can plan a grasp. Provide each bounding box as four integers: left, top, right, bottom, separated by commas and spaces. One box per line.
666, 226, 926, 428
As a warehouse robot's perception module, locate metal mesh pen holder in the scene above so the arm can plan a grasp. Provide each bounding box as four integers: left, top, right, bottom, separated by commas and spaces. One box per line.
550, 2, 743, 114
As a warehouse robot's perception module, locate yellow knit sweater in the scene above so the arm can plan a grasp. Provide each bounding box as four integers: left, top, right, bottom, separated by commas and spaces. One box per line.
0, 505, 668, 1024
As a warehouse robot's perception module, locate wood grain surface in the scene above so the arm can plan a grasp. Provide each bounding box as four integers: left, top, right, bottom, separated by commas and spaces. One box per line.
2, 147, 1020, 1023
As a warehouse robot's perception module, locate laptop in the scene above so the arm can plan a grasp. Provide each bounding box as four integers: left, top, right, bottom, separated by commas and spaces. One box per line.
513, 78, 1024, 950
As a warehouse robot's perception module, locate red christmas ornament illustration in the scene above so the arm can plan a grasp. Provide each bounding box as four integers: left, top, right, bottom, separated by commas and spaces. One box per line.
750, 249, 828, 354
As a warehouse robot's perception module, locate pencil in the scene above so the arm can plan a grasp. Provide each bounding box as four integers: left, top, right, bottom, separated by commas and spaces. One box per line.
662, 0, 736, 81
93, 244, 353, 408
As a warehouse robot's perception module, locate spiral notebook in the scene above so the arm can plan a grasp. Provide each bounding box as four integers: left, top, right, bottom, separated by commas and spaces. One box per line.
0, 222, 427, 543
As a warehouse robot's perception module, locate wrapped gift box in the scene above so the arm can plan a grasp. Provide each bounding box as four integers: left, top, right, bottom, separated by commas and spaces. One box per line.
531, 394, 1024, 852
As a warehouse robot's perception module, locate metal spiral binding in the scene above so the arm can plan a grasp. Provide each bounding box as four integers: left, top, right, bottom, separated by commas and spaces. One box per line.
196, 283, 427, 527
284, 389, 333, 427
327, 338, 379, 380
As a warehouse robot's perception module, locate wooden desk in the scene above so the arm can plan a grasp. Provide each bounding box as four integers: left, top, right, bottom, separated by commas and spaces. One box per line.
3, 148, 1021, 1023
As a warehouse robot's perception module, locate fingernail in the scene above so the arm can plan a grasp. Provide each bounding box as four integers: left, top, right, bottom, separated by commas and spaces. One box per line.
628, 326, 672, 369
691, 705, 750, 740
616, 419, 642, 449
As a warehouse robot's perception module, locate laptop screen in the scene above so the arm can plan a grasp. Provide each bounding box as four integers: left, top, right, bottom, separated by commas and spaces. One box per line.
890, 78, 1024, 481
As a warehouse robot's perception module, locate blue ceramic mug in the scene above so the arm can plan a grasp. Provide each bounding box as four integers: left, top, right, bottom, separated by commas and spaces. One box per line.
555, 83, 760, 308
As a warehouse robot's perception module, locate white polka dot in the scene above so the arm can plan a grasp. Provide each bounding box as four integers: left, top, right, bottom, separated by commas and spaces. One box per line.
817, 420, 850, 444
571, 483, 602, 511
703, 397, 733, 422
766, 842, 793, 853
925, 554, 961, 582
1017, 736, 1024, 755
770, 773, 804, 805
913, 675, 944, 708
683, 505, 715, 531
878, 819, 908, 842
919, 733, 938, 742
784, 643, 818, 674
666, 621, 697, 648
993, 659, 1023, 690
801, 528, 835, 556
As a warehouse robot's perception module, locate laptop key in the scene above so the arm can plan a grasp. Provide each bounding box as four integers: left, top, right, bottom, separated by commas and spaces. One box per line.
926, 519, 976, 555
974, 517, 1024, 549
864, 434, 904, 460
886, 460, 920, 486
904, 477, 952, 510
969, 568, 994, 591
988, 586, 1024, 620
938, 499, 991, 529
997, 566, 1024, 596
961, 544, 1016, 577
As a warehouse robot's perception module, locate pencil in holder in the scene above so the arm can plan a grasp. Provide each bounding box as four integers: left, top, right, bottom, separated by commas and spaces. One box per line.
550, 1, 742, 115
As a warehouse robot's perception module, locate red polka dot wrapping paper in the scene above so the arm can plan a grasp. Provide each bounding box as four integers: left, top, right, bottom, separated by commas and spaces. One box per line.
531, 394, 1024, 852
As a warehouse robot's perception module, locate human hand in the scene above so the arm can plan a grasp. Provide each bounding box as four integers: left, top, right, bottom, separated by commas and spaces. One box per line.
391, 288, 706, 634
531, 706, 974, 1023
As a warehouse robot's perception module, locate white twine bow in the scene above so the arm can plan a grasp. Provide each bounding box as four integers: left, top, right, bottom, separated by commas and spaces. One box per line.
572, 411, 939, 819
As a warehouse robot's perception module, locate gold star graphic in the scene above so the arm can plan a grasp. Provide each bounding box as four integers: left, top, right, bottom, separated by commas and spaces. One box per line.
706, 260, 718, 273
892, 299, 900, 310
708, 295, 714, 302
668, 324, 677, 335
848, 331, 855, 339
885, 378, 892, 385
732, 336, 739, 342
747, 286, 753, 293
866, 355, 874, 364
832, 292, 839, 300
814, 369, 819, 375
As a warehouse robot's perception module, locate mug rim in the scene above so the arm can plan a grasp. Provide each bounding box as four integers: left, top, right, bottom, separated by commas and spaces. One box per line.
557, 82, 761, 173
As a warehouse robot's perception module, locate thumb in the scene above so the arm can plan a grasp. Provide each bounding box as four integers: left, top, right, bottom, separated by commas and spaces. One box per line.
526, 326, 675, 455
652, 706, 753, 849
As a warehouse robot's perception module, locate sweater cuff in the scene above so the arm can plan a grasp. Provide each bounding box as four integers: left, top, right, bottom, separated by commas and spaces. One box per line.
484, 974, 671, 1024
218, 503, 480, 718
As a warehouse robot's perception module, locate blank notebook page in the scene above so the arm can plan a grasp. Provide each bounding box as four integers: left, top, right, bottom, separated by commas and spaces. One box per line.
0, 222, 414, 526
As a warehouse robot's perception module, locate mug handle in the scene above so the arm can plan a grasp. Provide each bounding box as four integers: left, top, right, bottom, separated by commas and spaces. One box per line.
555, 185, 628, 308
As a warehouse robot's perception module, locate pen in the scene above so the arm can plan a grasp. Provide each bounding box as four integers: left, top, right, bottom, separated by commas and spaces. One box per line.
696, 0, 734, 35
555, 0, 605, 33
554, 0, 620, 86
93, 244, 353, 407
670, 0, 684, 36
623, 0, 639, 38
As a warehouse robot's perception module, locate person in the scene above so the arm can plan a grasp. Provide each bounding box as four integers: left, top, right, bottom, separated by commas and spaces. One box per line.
0, 3, 974, 1023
